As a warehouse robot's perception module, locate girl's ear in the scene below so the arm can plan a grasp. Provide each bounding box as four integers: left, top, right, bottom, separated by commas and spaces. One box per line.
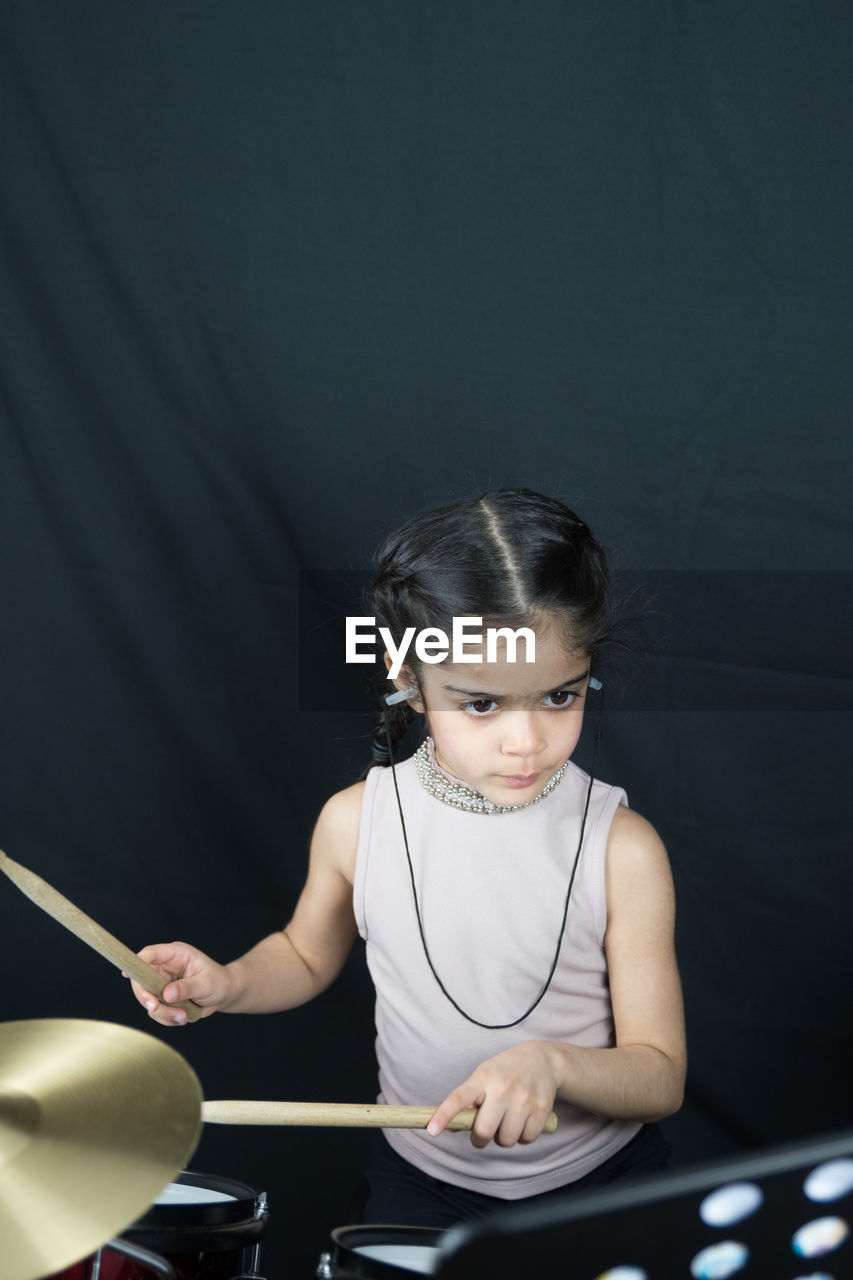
382, 654, 425, 712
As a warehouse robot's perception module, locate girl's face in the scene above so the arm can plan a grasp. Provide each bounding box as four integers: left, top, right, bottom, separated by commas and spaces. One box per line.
392, 627, 592, 806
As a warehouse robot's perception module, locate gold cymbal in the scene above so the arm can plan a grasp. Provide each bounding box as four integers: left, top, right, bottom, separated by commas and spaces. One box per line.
0, 1019, 203, 1280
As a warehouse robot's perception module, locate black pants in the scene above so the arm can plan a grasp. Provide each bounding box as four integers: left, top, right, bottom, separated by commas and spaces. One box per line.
352, 1124, 671, 1229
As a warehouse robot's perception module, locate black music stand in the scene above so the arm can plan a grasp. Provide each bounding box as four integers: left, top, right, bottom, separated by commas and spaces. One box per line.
434, 1128, 853, 1279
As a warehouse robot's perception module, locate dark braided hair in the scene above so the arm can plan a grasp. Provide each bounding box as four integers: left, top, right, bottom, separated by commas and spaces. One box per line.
364, 488, 615, 771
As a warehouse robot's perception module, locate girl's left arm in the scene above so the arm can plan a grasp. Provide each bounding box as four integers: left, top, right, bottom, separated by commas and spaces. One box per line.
428, 806, 686, 1148
550, 805, 687, 1117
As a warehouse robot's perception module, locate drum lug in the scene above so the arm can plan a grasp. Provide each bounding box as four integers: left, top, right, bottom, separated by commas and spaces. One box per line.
315, 1251, 334, 1279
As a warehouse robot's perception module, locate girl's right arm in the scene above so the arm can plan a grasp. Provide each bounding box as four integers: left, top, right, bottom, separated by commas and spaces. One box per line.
128, 781, 364, 1026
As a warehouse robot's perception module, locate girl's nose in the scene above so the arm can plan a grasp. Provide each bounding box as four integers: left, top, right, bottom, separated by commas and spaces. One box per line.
500, 712, 546, 758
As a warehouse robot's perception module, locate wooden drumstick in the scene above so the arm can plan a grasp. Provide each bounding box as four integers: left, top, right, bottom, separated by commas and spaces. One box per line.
0, 848, 203, 1023
201, 1100, 559, 1132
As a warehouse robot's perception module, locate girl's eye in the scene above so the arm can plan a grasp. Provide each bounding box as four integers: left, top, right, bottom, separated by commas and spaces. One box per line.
461, 699, 499, 716
544, 689, 577, 709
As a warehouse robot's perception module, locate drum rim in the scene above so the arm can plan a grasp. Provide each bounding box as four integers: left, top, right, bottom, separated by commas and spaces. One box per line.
124, 1169, 268, 1251
330, 1224, 444, 1276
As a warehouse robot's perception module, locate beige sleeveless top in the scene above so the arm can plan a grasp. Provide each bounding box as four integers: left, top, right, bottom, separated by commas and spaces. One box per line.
353, 745, 641, 1198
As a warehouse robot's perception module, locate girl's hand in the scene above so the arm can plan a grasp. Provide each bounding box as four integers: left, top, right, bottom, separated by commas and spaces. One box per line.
427, 1041, 560, 1148
124, 942, 234, 1025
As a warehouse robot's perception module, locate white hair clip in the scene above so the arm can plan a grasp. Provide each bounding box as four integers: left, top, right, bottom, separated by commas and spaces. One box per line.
385, 685, 416, 705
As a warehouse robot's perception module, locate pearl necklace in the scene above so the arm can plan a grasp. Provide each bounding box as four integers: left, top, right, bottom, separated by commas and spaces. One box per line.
412, 739, 569, 814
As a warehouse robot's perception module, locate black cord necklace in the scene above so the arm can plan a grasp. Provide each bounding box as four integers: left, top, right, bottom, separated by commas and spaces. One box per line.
384, 691, 604, 1030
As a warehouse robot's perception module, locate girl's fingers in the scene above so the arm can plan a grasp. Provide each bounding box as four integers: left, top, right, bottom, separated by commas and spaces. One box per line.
125, 952, 198, 1024
136, 942, 196, 972
471, 1103, 503, 1148
473, 1102, 546, 1148
518, 1111, 550, 1145
161, 978, 194, 1004
126, 980, 183, 1025
427, 1086, 480, 1137
127, 977, 158, 1008
428, 1078, 552, 1148
427, 1085, 512, 1147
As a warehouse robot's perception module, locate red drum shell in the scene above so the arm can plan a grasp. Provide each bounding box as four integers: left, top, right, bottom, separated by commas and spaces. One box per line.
50, 1238, 175, 1280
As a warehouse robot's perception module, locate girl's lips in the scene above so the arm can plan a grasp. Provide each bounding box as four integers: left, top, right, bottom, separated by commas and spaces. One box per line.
502, 774, 539, 789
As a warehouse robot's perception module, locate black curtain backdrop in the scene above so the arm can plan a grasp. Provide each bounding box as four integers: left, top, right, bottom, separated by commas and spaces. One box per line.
1, 4, 851, 1276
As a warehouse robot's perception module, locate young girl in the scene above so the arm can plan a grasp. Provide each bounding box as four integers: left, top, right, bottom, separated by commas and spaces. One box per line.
129, 489, 686, 1227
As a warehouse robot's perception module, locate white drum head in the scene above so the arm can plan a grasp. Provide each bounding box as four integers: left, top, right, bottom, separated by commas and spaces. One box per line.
355, 1242, 439, 1274
153, 1181, 236, 1206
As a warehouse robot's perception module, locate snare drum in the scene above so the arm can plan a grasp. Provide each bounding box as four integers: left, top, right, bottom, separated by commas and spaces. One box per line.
317, 1225, 444, 1278
113, 1171, 268, 1280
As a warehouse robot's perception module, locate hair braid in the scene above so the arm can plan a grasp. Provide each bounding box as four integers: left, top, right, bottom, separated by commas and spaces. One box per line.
368, 690, 416, 769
